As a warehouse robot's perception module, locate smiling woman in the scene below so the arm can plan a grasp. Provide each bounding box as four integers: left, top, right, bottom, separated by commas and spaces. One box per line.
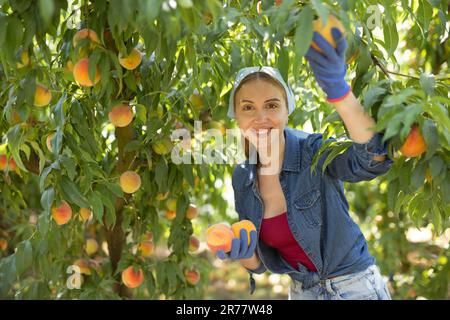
215, 28, 394, 301
231, 70, 290, 164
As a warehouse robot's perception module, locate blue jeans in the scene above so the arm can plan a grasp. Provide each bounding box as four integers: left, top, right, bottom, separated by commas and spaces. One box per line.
288, 265, 392, 300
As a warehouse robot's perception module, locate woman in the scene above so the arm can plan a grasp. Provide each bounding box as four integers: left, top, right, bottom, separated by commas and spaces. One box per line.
216, 28, 393, 300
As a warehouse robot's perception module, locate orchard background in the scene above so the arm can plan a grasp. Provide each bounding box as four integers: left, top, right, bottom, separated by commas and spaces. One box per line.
0, 0, 449, 300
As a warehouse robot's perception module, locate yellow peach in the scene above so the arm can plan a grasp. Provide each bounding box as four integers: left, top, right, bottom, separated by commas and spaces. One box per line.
51, 201, 72, 225
108, 104, 134, 127
118, 48, 142, 70
34, 84, 52, 107
119, 171, 141, 194
73, 58, 101, 87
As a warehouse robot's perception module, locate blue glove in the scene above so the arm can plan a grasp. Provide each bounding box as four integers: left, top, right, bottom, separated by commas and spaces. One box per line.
305, 28, 351, 102
216, 229, 257, 260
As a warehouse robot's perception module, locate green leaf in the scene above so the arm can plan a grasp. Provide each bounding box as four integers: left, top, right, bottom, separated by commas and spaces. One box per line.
363, 87, 387, 109
60, 155, 77, 181
311, 0, 329, 23
135, 104, 147, 123
60, 176, 89, 208
399, 104, 422, 140
155, 157, 168, 191
382, 19, 398, 56
88, 191, 104, 224
424, 103, 450, 132
38, 0, 54, 25
429, 155, 444, 178
53, 94, 66, 127
411, 161, 426, 191
422, 119, 439, 158
419, 72, 436, 95
277, 46, 289, 83
416, 0, 433, 33
15, 240, 33, 276
39, 166, 52, 192
182, 164, 195, 188
294, 6, 314, 59
40, 188, 54, 214
106, 183, 124, 198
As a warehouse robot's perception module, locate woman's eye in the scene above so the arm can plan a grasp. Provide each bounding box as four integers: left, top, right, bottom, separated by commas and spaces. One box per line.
267, 103, 278, 109
242, 105, 253, 111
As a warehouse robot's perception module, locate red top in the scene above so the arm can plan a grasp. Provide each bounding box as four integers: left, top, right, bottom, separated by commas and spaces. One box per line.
260, 212, 317, 272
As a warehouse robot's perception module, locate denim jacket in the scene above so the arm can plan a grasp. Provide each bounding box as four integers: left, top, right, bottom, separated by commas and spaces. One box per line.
231, 127, 393, 295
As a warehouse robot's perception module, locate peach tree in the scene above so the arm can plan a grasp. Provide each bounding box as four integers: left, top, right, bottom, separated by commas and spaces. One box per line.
0, 0, 449, 299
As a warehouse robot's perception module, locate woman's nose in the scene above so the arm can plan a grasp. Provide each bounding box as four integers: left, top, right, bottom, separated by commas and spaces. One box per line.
254, 108, 268, 121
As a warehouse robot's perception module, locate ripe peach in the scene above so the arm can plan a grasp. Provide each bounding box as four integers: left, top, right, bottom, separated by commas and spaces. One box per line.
152, 138, 173, 155
188, 236, 200, 253
0, 155, 7, 170
0, 239, 7, 251
202, 11, 213, 25
85, 238, 99, 256
166, 198, 177, 211
186, 204, 198, 220
16, 51, 30, 68
205, 223, 234, 254
8, 158, 17, 171
51, 201, 72, 225
312, 15, 346, 54
73, 58, 101, 87
189, 91, 204, 111
400, 124, 427, 157
72, 28, 100, 48
108, 104, 134, 127
73, 259, 91, 275
166, 210, 176, 221
10, 110, 22, 124
139, 240, 154, 257
34, 84, 52, 107
46, 133, 55, 152
119, 171, 141, 194
121, 266, 144, 289
156, 192, 169, 201
118, 48, 142, 70
231, 220, 257, 246
79, 207, 92, 222
184, 268, 200, 286
66, 60, 74, 72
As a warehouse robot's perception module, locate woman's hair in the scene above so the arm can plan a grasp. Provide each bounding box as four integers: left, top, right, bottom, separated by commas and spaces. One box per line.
233, 72, 288, 160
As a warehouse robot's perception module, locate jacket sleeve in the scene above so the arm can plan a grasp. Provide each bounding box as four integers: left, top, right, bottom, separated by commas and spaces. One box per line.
305, 132, 393, 182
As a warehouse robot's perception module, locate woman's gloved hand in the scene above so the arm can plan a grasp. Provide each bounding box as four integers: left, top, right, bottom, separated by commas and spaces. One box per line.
305, 27, 351, 102
216, 229, 257, 260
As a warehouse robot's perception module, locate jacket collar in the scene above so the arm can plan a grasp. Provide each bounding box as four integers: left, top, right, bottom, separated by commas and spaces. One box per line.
241, 127, 302, 187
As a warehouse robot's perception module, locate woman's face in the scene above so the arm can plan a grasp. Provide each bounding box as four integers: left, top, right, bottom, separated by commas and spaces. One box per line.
234, 79, 288, 152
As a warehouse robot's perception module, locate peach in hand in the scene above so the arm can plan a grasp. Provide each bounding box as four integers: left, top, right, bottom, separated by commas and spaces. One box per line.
231, 220, 257, 246
312, 15, 346, 54
205, 223, 234, 254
